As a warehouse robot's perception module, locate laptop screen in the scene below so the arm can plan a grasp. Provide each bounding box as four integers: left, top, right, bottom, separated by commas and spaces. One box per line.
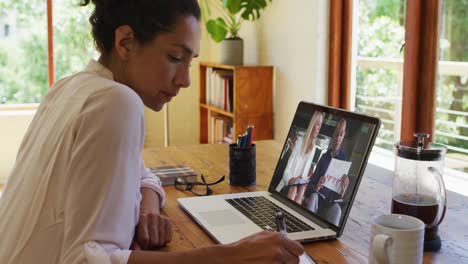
269, 102, 380, 228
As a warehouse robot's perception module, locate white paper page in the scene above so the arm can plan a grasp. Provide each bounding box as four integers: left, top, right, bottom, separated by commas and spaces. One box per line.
300, 253, 317, 264
322, 158, 352, 194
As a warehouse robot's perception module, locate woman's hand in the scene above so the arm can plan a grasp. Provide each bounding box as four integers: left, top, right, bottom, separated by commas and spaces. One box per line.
129, 230, 304, 264
132, 188, 173, 250
315, 176, 326, 192
226, 231, 304, 264
132, 213, 173, 250
288, 175, 302, 185
288, 176, 300, 185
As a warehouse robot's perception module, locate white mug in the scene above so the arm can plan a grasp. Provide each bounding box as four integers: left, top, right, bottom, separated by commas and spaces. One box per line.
369, 214, 425, 264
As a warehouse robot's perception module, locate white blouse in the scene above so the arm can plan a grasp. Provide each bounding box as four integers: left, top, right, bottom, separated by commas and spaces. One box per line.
276, 137, 316, 192
0, 60, 165, 264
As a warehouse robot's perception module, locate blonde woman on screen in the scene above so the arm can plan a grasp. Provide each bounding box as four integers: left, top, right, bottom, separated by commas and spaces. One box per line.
275, 112, 324, 204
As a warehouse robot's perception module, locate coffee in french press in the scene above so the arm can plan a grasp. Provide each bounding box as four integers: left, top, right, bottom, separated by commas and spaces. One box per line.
392, 133, 447, 252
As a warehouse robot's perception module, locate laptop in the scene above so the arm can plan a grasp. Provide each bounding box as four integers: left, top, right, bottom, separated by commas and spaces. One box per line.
178, 101, 381, 244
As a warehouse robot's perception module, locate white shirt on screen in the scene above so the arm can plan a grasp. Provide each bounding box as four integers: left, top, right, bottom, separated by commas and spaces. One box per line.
276, 137, 316, 192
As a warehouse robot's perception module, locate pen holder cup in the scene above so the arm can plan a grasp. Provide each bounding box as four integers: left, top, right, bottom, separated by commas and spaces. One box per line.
228, 143, 256, 186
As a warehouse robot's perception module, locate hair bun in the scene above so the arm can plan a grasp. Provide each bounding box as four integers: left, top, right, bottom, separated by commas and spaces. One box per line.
82, 0, 200, 53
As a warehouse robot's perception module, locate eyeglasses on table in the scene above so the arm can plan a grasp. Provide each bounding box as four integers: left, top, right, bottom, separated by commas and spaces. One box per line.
174, 174, 225, 196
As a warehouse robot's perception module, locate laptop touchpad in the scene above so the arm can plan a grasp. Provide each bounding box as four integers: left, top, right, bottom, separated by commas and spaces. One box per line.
199, 210, 245, 226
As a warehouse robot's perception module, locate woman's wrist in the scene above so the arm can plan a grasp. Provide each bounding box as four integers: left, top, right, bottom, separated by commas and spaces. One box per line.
140, 187, 161, 214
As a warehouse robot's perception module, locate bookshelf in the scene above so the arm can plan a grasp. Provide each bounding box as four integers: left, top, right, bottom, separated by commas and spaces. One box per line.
199, 62, 273, 144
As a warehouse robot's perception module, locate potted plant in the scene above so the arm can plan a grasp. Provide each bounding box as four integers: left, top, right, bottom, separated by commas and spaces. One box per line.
201, 0, 272, 65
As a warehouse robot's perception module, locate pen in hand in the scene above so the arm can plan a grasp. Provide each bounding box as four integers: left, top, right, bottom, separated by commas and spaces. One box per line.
275, 211, 287, 237
276, 211, 317, 264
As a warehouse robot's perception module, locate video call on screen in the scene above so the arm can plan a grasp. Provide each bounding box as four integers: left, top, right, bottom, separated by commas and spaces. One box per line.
272, 110, 376, 226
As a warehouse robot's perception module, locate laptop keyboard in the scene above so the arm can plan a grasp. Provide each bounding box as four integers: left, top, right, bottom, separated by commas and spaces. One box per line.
225, 196, 315, 233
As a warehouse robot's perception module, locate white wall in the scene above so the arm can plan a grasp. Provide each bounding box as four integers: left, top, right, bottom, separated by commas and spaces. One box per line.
0, 110, 34, 181
243, 0, 330, 141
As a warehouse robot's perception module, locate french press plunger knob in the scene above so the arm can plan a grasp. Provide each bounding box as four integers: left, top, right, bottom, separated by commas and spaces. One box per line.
414, 133, 430, 152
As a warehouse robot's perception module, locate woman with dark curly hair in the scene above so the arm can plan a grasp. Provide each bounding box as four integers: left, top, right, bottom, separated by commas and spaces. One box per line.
0, 1, 303, 263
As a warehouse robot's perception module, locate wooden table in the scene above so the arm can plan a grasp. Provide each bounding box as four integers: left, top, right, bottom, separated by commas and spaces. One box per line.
143, 140, 468, 263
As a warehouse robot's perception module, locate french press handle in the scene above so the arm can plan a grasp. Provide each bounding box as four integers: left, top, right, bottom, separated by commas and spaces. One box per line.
428, 167, 447, 227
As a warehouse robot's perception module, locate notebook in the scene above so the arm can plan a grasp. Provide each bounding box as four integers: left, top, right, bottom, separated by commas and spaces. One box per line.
178, 101, 380, 245
149, 165, 197, 186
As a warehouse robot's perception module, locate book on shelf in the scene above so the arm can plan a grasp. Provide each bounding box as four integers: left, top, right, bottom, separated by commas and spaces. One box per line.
149, 165, 197, 186
204, 67, 233, 112
208, 114, 233, 144
205, 67, 211, 105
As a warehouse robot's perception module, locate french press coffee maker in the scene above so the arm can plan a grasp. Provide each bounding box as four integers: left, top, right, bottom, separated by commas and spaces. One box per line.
392, 133, 447, 251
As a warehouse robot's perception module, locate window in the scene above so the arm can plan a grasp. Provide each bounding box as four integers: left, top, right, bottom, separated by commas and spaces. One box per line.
330, 0, 468, 174
53, 1, 95, 83
0, 0, 94, 105
435, 0, 468, 172
351, 0, 406, 150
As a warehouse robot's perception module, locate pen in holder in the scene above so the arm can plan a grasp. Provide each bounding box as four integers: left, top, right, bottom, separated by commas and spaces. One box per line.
228, 143, 256, 186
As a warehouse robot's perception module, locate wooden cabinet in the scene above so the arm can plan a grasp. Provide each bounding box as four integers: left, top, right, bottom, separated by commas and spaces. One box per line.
199, 62, 273, 144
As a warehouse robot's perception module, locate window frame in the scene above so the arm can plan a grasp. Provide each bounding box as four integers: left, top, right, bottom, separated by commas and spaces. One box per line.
400, 0, 441, 142
328, 0, 353, 110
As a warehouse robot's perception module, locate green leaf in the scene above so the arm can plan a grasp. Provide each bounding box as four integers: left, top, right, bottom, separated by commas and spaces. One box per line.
223, 0, 242, 15
240, 0, 271, 21
206, 18, 229, 42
